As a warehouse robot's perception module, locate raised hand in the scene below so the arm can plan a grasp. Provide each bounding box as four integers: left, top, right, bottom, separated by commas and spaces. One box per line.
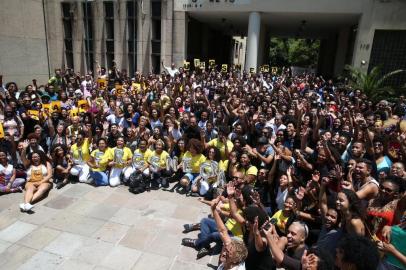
311, 170, 320, 182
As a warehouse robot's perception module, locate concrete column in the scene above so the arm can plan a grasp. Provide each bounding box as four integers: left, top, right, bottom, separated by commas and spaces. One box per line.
161, 0, 173, 68
138, 0, 151, 73
72, 2, 85, 74
352, 13, 373, 72
245, 12, 261, 72
114, 1, 127, 71
172, 11, 187, 68
334, 27, 350, 76
92, 0, 104, 71
44, 0, 64, 73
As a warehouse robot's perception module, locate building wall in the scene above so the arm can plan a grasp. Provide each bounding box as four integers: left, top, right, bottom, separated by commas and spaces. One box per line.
352, 0, 406, 71
0, 0, 49, 87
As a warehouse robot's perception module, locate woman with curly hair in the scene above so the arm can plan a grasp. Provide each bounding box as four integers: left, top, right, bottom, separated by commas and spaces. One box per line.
336, 188, 366, 236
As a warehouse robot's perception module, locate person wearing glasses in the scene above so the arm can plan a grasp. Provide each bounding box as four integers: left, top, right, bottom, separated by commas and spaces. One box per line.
366, 176, 403, 241
373, 138, 393, 179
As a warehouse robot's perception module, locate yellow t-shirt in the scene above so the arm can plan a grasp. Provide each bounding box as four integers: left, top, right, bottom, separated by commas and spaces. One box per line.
222, 203, 244, 239
90, 148, 110, 172
148, 150, 170, 169
219, 160, 229, 172
208, 138, 233, 160
271, 210, 290, 233
71, 138, 91, 163
238, 165, 258, 176
108, 147, 133, 168
182, 151, 207, 174
132, 148, 153, 167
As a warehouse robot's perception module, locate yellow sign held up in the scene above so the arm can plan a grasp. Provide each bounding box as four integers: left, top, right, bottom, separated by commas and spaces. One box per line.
78, 100, 89, 113
221, 64, 228, 73
51, 101, 61, 113
209, 59, 215, 68
261, 65, 270, 73
28, 110, 40, 121
69, 108, 79, 118
0, 123, 4, 139
42, 104, 51, 117
271, 67, 278, 74
249, 67, 255, 74
194, 58, 200, 68
115, 84, 124, 96
97, 78, 107, 90
183, 61, 190, 70
234, 64, 241, 70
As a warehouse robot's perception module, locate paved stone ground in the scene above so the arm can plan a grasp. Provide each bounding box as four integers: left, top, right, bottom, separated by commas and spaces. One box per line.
0, 183, 220, 270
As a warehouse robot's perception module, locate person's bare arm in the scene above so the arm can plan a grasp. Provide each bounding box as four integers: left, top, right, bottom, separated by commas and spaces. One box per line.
227, 183, 246, 224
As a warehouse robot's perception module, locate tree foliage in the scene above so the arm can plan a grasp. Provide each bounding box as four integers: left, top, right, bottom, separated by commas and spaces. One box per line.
269, 38, 320, 68
345, 65, 405, 102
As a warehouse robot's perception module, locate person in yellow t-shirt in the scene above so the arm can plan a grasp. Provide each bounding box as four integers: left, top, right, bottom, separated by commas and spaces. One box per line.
87, 138, 110, 186
70, 131, 91, 183
107, 136, 133, 187
123, 139, 152, 182
179, 139, 206, 192
271, 196, 297, 235
147, 139, 171, 189
204, 126, 233, 161
237, 152, 258, 185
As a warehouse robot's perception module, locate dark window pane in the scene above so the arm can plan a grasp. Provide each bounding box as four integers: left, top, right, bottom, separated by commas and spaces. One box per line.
63, 20, 72, 39
82, 2, 92, 18
106, 20, 114, 40
64, 39, 73, 51
66, 52, 74, 69
127, 1, 135, 17
62, 3, 71, 18
151, 40, 161, 54
105, 2, 114, 18
151, 1, 161, 17
106, 40, 114, 52
152, 19, 161, 40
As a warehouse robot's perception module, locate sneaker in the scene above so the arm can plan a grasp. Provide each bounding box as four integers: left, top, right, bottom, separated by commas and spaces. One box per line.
196, 247, 211, 259
181, 238, 196, 248
19, 203, 26, 211
24, 203, 34, 211
183, 223, 200, 233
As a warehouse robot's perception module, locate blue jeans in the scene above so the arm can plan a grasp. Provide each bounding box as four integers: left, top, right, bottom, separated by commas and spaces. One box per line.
90, 171, 109, 186
195, 217, 222, 249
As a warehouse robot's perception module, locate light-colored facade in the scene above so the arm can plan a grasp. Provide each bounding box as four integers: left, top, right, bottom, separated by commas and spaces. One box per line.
1, 0, 406, 86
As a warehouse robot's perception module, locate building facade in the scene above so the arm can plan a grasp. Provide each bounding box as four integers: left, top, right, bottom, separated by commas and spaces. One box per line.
1, 0, 406, 86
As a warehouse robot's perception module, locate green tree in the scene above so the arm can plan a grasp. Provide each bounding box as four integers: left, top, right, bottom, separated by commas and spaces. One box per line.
269, 38, 320, 68
345, 65, 405, 102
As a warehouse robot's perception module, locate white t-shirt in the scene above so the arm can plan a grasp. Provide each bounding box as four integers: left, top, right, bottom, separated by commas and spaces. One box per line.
0, 163, 14, 180
217, 262, 245, 270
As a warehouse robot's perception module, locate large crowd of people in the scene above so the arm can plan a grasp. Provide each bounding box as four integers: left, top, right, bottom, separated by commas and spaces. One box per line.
0, 62, 405, 270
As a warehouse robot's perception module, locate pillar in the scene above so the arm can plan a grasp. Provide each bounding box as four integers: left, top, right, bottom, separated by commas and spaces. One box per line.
92, 0, 103, 73
172, 11, 187, 68
245, 12, 261, 72
161, 0, 173, 68
334, 28, 350, 76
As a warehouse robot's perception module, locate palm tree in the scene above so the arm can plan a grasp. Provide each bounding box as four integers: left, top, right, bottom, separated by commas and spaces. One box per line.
345, 65, 405, 102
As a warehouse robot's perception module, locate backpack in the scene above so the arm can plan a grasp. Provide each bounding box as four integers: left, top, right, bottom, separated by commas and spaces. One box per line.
128, 171, 147, 194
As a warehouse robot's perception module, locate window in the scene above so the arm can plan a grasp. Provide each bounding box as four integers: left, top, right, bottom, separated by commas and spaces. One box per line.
62, 2, 74, 69
127, 1, 137, 75
151, 0, 161, 74
83, 1, 94, 72
105, 1, 115, 69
